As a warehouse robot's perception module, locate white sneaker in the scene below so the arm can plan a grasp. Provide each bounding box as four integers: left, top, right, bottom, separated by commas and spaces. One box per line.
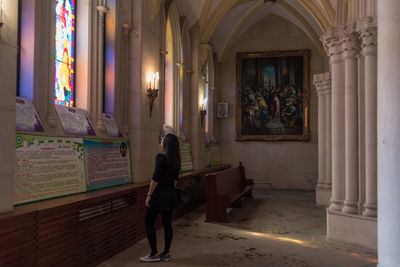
139, 255, 161, 262
158, 254, 171, 262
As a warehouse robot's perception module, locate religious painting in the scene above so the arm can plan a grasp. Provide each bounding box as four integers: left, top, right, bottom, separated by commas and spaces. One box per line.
236, 50, 310, 141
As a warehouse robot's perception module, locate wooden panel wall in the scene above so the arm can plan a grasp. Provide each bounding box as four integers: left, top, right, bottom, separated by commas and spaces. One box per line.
0, 165, 229, 267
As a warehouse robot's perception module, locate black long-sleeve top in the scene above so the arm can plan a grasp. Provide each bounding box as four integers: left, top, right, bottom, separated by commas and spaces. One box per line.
150, 153, 180, 211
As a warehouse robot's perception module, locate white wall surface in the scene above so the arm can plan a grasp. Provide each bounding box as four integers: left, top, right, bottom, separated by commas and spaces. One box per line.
219, 14, 328, 190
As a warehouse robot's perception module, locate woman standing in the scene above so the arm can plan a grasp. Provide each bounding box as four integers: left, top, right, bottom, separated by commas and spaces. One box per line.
140, 134, 181, 262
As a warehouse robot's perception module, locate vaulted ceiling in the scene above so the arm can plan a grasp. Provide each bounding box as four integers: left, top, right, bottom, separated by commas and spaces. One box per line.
175, 0, 338, 62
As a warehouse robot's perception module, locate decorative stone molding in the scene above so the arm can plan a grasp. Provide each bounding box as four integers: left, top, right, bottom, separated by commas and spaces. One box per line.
121, 24, 134, 41
341, 23, 360, 59
313, 72, 331, 96
46, 110, 59, 128
96, 5, 109, 24
147, 0, 161, 22
358, 17, 377, 56
323, 27, 344, 63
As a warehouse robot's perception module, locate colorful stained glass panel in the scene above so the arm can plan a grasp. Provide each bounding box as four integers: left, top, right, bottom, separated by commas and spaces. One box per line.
55, 0, 76, 107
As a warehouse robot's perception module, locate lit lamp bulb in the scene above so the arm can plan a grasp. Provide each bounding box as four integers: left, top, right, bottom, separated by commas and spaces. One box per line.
153, 73, 157, 90
147, 74, 152, 89
201, 97, 208, 110
146, 72, 159, 117
156, 72, 159, 89
200, 97, 207, 126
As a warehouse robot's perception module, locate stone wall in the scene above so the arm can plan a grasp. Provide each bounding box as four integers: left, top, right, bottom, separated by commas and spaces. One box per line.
0, 0, 18, 212
219, 14, 329, 190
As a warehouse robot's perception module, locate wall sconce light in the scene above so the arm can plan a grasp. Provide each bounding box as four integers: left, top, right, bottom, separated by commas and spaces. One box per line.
200, 97, 207, 127
147, 72, 159, 117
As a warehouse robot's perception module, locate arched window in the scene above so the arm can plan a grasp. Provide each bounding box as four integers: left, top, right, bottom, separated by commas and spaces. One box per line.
55, 0, 76, 107
163, 2, 182, 132
18, 0, 35, 99
164, 17, 174, 127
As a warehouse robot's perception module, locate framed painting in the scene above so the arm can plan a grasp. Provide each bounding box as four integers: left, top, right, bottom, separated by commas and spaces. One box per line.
236, 49, 310, 141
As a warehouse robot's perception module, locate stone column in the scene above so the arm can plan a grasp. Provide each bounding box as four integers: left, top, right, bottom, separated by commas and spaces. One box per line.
359, 18, 377, 217
45, 0, 60, 129
324, 29, 346, 212
377, 1, 400, 266
121, 24, 134, 135
315, 76, 326, 189
314, 72, 332, 206
342, 25, 360, 214
314, 74, 327, 188
357, 52, 366, 214
190, 25, 203, 170
95, 3, 109, 132
325, 80, 332, 191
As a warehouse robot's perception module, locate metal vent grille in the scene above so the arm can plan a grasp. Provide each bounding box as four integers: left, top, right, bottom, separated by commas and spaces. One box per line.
79, 192, 137, 221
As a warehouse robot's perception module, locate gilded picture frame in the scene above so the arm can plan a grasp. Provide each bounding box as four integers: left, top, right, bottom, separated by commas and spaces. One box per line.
236, 49, 310, 141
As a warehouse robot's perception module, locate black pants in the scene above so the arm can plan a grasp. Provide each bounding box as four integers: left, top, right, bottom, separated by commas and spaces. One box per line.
145, 207, 173, 256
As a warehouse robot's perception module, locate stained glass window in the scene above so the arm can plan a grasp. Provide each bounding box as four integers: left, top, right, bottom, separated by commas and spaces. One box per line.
55, 0, 76, 107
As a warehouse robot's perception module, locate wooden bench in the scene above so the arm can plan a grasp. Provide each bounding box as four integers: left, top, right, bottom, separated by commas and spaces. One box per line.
205, 162, 254, 222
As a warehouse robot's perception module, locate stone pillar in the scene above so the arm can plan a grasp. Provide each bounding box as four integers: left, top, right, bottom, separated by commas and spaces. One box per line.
315, 76, 326, 190
324, 29, 346, 212
45, 0, 60, 129
121, 24, 134, 135
359, 18, 377, 217
357, 52, 366, 214
342, 25, 360, 214
190, 24, 203, 170
314, 72, 332, 206
325, 79, 332, 191
95, 3, 109, 132
377, 1, 400, 266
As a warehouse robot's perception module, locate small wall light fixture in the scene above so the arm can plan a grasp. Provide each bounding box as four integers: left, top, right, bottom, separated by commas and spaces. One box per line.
147, 72, 159, 117
200, 97, 207, 126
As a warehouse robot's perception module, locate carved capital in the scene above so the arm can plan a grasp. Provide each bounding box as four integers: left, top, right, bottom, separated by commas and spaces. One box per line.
341, 23, 360, 59
96, 5, 109, 16
323, 27, 344, 63
121, 24, 134, 42
313, 72, 331, 96
97, 5, 109, 26
358, 17, 377, 56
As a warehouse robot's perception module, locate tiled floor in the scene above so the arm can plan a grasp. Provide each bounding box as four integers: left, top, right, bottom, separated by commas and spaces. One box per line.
98, 189, 377, 267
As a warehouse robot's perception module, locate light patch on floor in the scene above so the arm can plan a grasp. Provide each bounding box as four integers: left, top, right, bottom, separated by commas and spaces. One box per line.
98, 189, 377, 267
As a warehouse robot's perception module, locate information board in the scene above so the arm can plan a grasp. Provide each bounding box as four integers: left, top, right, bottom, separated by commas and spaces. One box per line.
84, 139, 132, 190
16, 97, 44, 132
180, 142, 193, 172
56, 105, 96, 135
102, 113, 123, 137
14, 134, 86, 205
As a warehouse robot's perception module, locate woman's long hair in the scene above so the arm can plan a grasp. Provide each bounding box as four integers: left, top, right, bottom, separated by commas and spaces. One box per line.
163, 134, 181, 170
